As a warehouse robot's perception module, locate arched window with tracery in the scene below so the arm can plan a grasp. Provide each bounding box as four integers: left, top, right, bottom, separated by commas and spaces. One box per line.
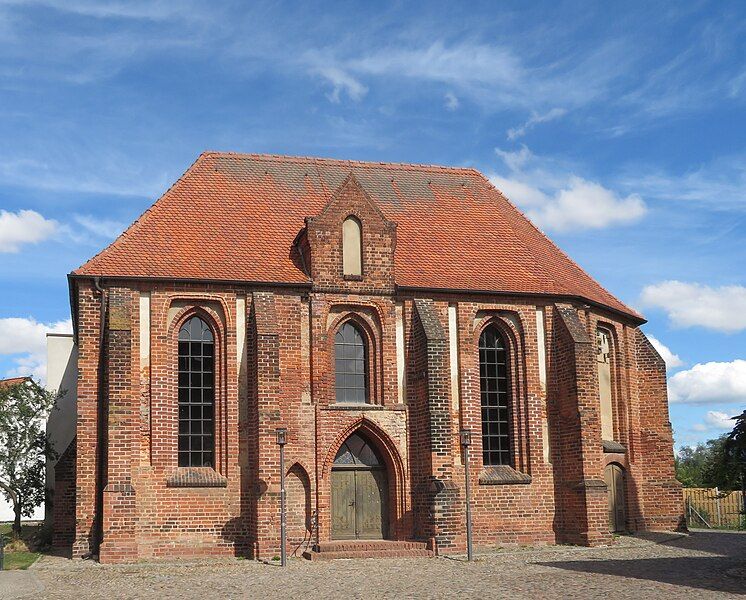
178, 315, 215, 467
479, 325, 513, 466
335, 321, 368, 403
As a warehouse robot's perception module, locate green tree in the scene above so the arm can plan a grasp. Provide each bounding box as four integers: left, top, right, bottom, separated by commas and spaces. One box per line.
0, 379, 59, 536
713, 410, 746, 491
677, 412, 746, 494
676, 436, 729, 488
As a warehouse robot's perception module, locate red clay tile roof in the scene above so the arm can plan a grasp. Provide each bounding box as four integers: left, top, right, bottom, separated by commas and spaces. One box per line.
73, 152, 641, 320
0, 376, 32, 389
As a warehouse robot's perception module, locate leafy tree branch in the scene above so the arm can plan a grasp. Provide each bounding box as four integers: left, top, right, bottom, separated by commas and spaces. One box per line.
0, 379, 61, 536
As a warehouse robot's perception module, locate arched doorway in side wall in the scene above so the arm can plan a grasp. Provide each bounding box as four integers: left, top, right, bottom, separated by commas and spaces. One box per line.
331, 433, 389, 540
605, 463, 627, 533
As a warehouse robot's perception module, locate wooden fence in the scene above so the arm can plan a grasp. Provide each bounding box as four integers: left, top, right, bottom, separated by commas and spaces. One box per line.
683, 487, 745, 529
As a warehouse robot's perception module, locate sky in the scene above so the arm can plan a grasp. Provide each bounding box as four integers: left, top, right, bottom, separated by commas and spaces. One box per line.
0, 0, 744, 460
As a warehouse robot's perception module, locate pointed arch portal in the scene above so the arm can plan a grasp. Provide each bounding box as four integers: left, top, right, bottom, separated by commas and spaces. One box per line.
331, 432, 389, 540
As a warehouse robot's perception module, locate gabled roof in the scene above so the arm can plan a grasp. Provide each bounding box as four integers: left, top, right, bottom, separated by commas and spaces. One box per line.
73, 152, 641, 321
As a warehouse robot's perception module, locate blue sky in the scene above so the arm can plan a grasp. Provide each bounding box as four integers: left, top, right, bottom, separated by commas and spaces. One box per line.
0, 0, 744, 450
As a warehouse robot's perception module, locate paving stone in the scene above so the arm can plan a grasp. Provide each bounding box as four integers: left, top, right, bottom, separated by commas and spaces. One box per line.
0, 570, 45, 599
25, 530, 746, 599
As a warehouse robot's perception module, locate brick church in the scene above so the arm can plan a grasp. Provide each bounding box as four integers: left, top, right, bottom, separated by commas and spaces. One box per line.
53, 152, 683, 563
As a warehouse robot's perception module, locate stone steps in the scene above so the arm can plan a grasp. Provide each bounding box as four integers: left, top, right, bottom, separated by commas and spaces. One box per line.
303, 540, 434, 560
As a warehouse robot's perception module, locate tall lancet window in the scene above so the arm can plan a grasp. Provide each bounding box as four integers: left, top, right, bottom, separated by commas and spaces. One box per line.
597, 327, 614, 441
479, 326, 513, 467
178, 316, 215, 467
335, 321, 368, 403
343, 216, 362, 277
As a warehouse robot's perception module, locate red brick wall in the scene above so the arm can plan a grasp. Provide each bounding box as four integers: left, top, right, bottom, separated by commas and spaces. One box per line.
548, 305, 610, 546
631, 329, 684, 530
306, 175, 396, 295
409, 298, 462, 552
72, 281, 102, 558
52, 437, 76, 549
286, 463, 312, 549
455, 300, 555, 547
407, 299, 434, 541
65, 185, 680, 561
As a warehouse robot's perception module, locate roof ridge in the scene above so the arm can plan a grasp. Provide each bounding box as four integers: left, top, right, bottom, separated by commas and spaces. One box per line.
203, 150, 482, 176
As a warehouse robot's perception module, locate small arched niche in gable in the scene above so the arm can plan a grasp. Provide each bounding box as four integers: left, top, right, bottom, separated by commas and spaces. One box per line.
342, 216, 363, 277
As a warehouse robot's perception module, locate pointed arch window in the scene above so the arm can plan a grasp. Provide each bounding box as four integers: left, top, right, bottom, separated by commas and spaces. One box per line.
178, 316, 215, 467
342, 216, 362, 277
479, 326, 513, 466
597, 327, 614, 441
335, 321, 368, 403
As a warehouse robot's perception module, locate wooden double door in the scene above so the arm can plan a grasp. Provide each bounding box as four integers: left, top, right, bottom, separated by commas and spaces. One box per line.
331, 433, 389, 540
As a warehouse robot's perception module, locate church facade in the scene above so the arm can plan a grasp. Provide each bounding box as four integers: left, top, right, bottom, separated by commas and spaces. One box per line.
54, 153, 683, 563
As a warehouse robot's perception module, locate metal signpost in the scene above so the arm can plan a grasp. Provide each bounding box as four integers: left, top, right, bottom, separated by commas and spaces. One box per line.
276, 427, 288, 567
460, 428, 473, 562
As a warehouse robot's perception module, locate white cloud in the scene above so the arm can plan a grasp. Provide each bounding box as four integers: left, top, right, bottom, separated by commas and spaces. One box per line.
617, 15, 746, 120
0, 316, 72, 383
507, 107, 566, 140
730, 69, 746, 99
58, 214, 126, 246
494, 145, 535, 173
303, 38, 635, 111
311, 66, 368, 103
692, 411, 738, 432
668, 359, 746, 404
640, 281, 746, 333
617, 154, 746, 212
444, 91, 459, 111
11, 0, 189, 20
646, 335, 684, 371
0, 154, 172, 198
489, 148, 647, 232
490, 175, 550, 208
72, 214, 126, 240
348, 41, 524, 92
6, 354, 47, 382
0, 1, 213, 87
527, 177, 646, 232
0, 209, 57, 252
3, 2, 742, 127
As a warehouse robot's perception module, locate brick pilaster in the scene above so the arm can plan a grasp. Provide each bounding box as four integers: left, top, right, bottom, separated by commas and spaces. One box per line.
249, 291, 282, 558
98, 287, 139, 562
73, 282, 101, 558
550, 304, 611, 546
411, 298, 462, 552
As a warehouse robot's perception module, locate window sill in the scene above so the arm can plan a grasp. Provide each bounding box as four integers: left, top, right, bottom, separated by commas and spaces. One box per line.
343, 274, 363, 281
602, 440, 626, 454
166, 467, 227, 488
478, 465, 532, 485
324, 403, 385, 411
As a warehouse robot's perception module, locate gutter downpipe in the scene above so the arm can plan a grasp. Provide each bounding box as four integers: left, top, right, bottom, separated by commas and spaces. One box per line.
89, 277, 107, 559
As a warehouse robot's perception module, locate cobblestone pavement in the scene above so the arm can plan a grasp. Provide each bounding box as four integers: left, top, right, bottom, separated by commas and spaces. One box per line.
20, 530, 746, 599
